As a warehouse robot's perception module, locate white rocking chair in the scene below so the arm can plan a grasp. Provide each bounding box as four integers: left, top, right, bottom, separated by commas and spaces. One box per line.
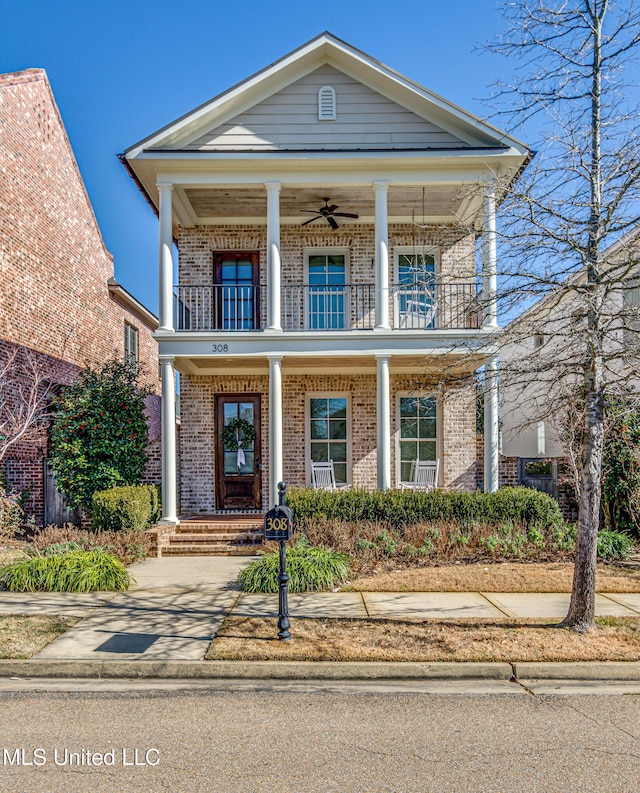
311, 460, 350, 491
400, 460, 440, 491
398, 297, 439, 330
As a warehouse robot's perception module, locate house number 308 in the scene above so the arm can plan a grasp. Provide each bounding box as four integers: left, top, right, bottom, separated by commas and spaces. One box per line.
211, 344, 229, 353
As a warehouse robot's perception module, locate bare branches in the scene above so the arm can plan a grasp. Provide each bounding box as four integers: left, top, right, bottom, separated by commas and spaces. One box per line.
0, 347, 53, 464
484, 0, 640, 631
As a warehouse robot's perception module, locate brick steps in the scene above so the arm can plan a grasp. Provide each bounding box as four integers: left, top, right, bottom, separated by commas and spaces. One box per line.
162, 544, 261, 557
170, 532, 263, 544
148, 514, 266, 557
176, 523, 263, 535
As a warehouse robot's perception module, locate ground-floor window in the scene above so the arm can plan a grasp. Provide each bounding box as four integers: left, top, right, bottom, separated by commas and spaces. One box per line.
307, 394, 350, 485
397, 395, 437, 484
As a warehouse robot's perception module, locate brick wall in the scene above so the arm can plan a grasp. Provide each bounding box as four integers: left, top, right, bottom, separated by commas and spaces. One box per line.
179, 371, 477, 514
177, 223, 475, 328
0, 69, 161, 523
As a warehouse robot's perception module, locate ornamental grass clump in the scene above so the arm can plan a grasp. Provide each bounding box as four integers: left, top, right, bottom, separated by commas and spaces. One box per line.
238, 537, 350, 593
0, 549, 132, 592
597, 530, 634, 561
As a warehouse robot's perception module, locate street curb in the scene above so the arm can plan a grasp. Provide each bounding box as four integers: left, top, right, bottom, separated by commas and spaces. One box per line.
0, 660, 513, 680
513, 661, 640, 680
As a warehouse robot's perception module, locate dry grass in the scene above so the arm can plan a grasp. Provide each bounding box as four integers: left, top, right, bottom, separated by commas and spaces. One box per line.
206, 615, 640, 663
343, 561, 640, 593
29, 525, 152, 566
0, 615, 78, 658
0, 546, 28, 568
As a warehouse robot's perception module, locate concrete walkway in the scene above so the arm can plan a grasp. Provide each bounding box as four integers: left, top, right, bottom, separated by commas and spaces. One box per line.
0, 557, 638, 662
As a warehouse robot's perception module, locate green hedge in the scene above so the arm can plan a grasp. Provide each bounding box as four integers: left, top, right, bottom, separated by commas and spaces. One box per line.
91, 485, 161, 531
285, 486, 564, 532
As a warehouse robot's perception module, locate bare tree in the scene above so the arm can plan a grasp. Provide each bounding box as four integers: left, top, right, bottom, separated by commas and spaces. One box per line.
487, 0, 640, 630
0, 346, 52, 466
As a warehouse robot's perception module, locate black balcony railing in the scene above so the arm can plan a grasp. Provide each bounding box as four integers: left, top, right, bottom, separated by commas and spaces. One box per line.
173, 282, 483, 332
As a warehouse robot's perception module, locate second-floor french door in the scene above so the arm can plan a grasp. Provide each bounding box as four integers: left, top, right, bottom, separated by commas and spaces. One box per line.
306, 252, 346, 330
213, 251, 260, 330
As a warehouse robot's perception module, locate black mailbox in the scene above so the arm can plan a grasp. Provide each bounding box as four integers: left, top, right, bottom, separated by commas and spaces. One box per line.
264, 481, 294, 541
264, 505, 294, 541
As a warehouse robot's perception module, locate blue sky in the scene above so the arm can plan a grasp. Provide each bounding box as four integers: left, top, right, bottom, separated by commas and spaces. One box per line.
2, 0, 519, 314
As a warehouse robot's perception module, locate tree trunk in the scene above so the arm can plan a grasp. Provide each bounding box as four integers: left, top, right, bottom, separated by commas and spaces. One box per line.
560, 375, 604, 631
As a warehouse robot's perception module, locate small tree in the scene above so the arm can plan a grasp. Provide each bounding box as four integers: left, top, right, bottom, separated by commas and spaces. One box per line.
49, 359, 150, 511
486, 0, 640, 631
0, 346, 52, 465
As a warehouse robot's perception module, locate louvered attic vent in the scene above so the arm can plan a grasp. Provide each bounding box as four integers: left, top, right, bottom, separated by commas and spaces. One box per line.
318, 86, 336, 120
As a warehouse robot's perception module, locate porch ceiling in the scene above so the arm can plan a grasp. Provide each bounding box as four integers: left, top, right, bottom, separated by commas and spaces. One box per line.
175, 353, 483, 376
179, 184, 471, 225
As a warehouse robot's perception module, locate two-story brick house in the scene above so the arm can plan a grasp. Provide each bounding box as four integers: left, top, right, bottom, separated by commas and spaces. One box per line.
0, 68, 161, 524
122, 33, 531, 526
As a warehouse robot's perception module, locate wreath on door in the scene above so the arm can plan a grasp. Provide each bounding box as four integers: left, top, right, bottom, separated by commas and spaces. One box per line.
221, 418, 255, 451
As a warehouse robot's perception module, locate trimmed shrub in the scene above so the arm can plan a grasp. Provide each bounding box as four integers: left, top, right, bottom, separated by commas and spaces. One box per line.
597, 530, 634, 561
286, 486, 564, 532
0, 549, 132, 592
91, 485, 161, 531
238, 537, 350, 593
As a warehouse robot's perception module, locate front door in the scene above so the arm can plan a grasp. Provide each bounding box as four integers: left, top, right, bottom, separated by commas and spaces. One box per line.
213, 251, 260, 330
215, 395, 262, 510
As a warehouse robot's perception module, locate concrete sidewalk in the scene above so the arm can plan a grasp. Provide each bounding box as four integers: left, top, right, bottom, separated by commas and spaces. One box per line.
0, 557, 639, 664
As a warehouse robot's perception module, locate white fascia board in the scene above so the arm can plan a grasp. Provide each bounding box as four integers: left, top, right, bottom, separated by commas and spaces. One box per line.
155, 329, 501, 359
133, 150, 523, 216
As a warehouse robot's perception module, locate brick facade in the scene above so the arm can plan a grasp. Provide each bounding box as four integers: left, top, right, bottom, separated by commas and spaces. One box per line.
0, 69, 161, 524
179, 371, 477, 514
175, 222, 478, 514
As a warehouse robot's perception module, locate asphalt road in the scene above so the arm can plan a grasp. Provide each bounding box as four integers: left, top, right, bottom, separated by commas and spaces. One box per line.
1, 681, 640, 793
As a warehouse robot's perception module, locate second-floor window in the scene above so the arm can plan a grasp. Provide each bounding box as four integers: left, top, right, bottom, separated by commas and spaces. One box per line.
124, 323, 138, 366
305, 249, 348, 330
395, 248, 438, 329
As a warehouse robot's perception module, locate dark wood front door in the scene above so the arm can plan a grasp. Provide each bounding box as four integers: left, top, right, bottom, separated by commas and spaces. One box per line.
215, 394, 262, 510
213, 251, 260, 330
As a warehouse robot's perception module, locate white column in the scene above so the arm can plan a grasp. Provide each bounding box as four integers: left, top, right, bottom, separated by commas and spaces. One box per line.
158, 183, 174, 332
266, 182, 282, 332
160, 358, 178, 524
482, 182, 498, 330
268, 355, 283, 507
374, 181, 390, 330
376, 354, 391, 491
484, 355, 499, 493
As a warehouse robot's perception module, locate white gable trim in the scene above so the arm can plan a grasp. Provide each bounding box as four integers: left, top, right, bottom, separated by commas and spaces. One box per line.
125, 33, 529, 159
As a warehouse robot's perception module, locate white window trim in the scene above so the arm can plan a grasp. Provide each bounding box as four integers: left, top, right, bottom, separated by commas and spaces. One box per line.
394, 392, 442, 488
393, 246, 440, 328
318, 85, 336, 120
393, 245, 441, 283
124, 321, 138, 366
305, 392, 352, 487
303, 248, 350, 331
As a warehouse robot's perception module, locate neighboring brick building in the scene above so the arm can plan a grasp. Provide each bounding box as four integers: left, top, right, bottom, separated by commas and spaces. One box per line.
123, 33, 531, 525
0, 68, 161, 525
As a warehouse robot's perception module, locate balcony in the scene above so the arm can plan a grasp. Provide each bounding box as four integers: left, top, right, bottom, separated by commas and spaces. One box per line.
174, 282, 483, 332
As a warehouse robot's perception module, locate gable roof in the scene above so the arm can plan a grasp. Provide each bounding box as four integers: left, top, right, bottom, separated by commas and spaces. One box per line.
125, 32, 529, 158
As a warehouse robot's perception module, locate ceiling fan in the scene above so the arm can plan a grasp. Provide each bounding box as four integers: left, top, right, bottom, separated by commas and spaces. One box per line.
300, 197, 359, 230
